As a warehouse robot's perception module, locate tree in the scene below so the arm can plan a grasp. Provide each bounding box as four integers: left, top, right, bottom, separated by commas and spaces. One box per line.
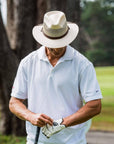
81, 0, 114, 65
7, 0, 38, 60
0, 11, 18, 135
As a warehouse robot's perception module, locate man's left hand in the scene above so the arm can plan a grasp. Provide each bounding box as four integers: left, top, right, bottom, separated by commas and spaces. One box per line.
41, 119, 65, 138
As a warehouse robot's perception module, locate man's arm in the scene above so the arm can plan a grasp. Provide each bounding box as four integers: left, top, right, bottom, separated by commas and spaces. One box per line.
9, 97, 53, 127
41, 99, 101, 138
62, 99, 101, 127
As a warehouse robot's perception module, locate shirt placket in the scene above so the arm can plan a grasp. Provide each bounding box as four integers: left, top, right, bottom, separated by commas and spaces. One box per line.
48, 58, 65, 78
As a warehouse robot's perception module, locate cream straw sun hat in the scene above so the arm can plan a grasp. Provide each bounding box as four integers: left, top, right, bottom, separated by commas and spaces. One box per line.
32, 11, 79, 48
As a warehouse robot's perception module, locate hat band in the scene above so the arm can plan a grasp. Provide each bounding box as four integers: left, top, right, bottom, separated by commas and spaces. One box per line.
41, 27, 70, 39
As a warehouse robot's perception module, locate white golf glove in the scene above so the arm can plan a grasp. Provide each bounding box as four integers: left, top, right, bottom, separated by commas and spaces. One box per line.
41, 119, 65, 138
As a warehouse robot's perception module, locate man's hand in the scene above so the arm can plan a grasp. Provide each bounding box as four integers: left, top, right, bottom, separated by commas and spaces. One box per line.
42, 119, 65, 138
27, 113, 53, 127
9, 97, 53, 127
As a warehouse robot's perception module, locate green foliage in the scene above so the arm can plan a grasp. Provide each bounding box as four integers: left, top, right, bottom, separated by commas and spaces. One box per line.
86, 49, 107, 66
81, 0, 114, 66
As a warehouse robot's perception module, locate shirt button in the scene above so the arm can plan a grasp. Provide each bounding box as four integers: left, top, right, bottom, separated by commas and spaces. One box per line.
50, 71, 54, 77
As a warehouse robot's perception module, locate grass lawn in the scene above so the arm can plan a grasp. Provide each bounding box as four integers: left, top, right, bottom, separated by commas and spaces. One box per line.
91, 66, 114, 131
0, 134, 26, 144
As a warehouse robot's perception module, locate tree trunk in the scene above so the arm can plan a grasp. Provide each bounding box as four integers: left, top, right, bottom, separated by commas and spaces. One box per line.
36, 0, 47, 48
66, 0, 81, 50
36, 0, 47, 24
5, 0, 39, 136
0, 11, 18, 135
7, 0, 37, 60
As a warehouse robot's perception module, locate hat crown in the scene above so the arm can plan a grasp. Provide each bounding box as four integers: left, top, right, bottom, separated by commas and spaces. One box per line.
32, 10, 79, 48
44, 11, 66, 29
43, 11, 68, 38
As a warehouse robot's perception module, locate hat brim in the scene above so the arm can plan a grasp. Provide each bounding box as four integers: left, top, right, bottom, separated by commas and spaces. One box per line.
32, 23, 79, 48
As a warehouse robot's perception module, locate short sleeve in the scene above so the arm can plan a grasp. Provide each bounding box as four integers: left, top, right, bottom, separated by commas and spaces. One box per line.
11, 60, 28, 99
79, 63, 102, 102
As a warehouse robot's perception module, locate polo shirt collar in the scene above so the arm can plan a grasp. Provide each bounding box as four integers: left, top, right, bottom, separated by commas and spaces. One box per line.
38, 45, 74, 62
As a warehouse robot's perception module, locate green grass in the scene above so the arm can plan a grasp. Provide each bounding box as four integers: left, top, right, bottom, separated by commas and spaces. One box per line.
95, 66, 114, 96
0, 134, 26, 144
91, 66, 114, 131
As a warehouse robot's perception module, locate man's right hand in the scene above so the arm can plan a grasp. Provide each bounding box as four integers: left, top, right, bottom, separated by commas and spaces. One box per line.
9, 97, 53, 127
27, 113, 53, 127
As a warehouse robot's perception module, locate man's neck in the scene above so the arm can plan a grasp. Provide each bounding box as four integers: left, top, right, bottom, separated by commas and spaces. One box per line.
45, 46, 66, 66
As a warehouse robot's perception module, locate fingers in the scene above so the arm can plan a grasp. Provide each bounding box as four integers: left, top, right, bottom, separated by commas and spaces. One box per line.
29, 113, 53, 127
41, 114, 53, 125
33, 113, 53, 127
38, 119, 45, 127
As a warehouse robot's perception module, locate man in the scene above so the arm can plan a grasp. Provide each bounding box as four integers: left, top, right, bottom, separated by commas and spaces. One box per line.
9, 11, 102, 144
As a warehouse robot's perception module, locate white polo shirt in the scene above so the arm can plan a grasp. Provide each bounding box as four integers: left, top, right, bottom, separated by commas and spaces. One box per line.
11, 45, 102, 144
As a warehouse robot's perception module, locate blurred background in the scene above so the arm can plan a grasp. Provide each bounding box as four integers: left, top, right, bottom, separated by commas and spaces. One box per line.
0, 0, 114, 143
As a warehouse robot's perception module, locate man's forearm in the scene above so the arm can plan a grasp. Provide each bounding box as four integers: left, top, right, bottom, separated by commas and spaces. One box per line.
62, 99, 101, 127
9, 97, 53, 127
9, 97, 34, 121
